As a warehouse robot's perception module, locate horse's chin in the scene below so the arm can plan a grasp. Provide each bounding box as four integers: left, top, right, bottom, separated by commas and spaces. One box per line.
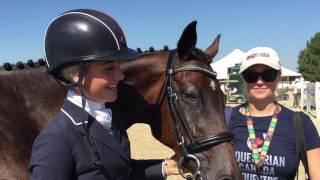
197, 172, 239, 180
191, 144, 242, 180
198, 174, 235, 180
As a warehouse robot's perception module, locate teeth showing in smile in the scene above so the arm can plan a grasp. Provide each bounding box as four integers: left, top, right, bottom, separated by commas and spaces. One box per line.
106, 85, 117, 90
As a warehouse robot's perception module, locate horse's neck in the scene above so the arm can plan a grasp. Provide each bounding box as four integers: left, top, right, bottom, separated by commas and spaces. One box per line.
0, 67, 66, 128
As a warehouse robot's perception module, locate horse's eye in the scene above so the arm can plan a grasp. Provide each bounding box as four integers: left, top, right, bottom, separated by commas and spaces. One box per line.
182, 91, 199, 103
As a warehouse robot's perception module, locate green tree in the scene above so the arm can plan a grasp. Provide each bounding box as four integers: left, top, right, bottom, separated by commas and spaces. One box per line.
298, 32, 320, 82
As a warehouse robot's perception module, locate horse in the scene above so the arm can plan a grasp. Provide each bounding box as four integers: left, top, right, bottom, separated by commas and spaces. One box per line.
0, 60, 67, 179
0, 21, 242, 180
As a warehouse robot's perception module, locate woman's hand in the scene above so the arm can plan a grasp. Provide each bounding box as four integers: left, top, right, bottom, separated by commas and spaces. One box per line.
163, 159, 179, 176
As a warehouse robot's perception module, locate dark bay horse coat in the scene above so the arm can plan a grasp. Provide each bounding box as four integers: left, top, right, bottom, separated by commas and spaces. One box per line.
29, 84, 163, 180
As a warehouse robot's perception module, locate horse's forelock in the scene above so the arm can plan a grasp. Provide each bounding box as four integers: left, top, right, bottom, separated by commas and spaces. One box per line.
188, 48, 211, 64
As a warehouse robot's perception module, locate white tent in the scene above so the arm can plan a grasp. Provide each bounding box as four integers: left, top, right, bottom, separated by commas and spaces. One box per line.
211, 49, 245, 79
281, 67, 301, 77
211, 49, 301, 79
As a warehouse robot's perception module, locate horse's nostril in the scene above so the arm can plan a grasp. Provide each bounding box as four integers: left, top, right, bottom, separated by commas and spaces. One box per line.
218, 176, 233, 180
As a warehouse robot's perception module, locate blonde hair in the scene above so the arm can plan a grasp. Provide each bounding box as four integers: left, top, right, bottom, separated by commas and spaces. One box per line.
61, 64, 80, 83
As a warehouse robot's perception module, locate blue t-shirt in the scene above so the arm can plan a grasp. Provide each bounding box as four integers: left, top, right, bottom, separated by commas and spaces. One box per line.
228, 104, 320, 180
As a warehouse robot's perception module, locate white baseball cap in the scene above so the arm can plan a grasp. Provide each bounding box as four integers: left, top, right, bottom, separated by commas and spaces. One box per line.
239, 47, 281, 73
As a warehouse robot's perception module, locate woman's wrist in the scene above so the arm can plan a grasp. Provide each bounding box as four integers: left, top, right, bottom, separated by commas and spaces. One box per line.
162, 159, 179, 176
162, 159, 169, 177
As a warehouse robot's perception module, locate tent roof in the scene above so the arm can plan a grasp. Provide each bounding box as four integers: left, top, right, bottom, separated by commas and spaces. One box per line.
280, 67, 301, 77
211, 49, 301, 79
211, 49, 244, 79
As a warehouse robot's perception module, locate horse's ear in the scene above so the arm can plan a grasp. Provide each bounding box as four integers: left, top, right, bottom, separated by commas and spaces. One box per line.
177, 21, 197, 59
205, 34, 221, 62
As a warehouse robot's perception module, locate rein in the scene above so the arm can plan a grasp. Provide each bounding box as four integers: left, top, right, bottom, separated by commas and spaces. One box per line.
161, 50, 234, 179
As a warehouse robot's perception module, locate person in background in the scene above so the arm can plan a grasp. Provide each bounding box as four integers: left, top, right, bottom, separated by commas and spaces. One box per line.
227, 47, 320, 179
230, 85, 238, 95
29, 9, 178, 180
292, 78, 302, 108
224, 84, 232, 98
220, 83, 230, 103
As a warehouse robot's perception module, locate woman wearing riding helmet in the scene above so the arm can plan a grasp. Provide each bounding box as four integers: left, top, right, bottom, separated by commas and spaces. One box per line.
227, 47, 320, 179
29, 9, 178, 180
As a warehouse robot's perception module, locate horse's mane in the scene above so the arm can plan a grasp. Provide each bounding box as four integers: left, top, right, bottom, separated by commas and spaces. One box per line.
136, 45, 211, 65
0, 58, 47, 71
0, 44, 209, 72
135, 45, 169, 55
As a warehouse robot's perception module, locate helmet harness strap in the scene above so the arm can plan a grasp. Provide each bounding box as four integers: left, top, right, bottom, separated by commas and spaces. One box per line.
77, 63, 113, 179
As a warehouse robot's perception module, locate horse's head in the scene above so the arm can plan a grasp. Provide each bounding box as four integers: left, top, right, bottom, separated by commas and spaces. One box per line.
122, 21, 242, 180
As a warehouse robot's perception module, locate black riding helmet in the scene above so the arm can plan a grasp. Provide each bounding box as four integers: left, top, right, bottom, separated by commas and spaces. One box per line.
44, 9, 139, 84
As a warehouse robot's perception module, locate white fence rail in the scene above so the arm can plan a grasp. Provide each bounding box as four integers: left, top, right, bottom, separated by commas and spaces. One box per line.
300, 82, 320, 119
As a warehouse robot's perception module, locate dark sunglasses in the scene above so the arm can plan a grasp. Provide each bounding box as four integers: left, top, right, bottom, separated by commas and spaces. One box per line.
241, 69, 279, 83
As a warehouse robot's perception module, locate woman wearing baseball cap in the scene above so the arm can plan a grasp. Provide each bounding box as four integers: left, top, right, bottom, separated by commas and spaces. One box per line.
29, 9, 178, 180
226, 47, 320, 179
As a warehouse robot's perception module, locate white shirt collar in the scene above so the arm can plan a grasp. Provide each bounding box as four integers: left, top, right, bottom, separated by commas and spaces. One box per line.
66, 90, 112, 129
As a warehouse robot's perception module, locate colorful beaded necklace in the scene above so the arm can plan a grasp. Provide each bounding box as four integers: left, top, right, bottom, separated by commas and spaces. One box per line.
245, 103, 280, 169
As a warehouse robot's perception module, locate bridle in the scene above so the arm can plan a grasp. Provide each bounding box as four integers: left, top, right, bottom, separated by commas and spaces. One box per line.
158, 50, 234, 180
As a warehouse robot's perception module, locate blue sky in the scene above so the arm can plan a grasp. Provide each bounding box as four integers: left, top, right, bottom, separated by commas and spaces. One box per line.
0, 1, 319, 71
